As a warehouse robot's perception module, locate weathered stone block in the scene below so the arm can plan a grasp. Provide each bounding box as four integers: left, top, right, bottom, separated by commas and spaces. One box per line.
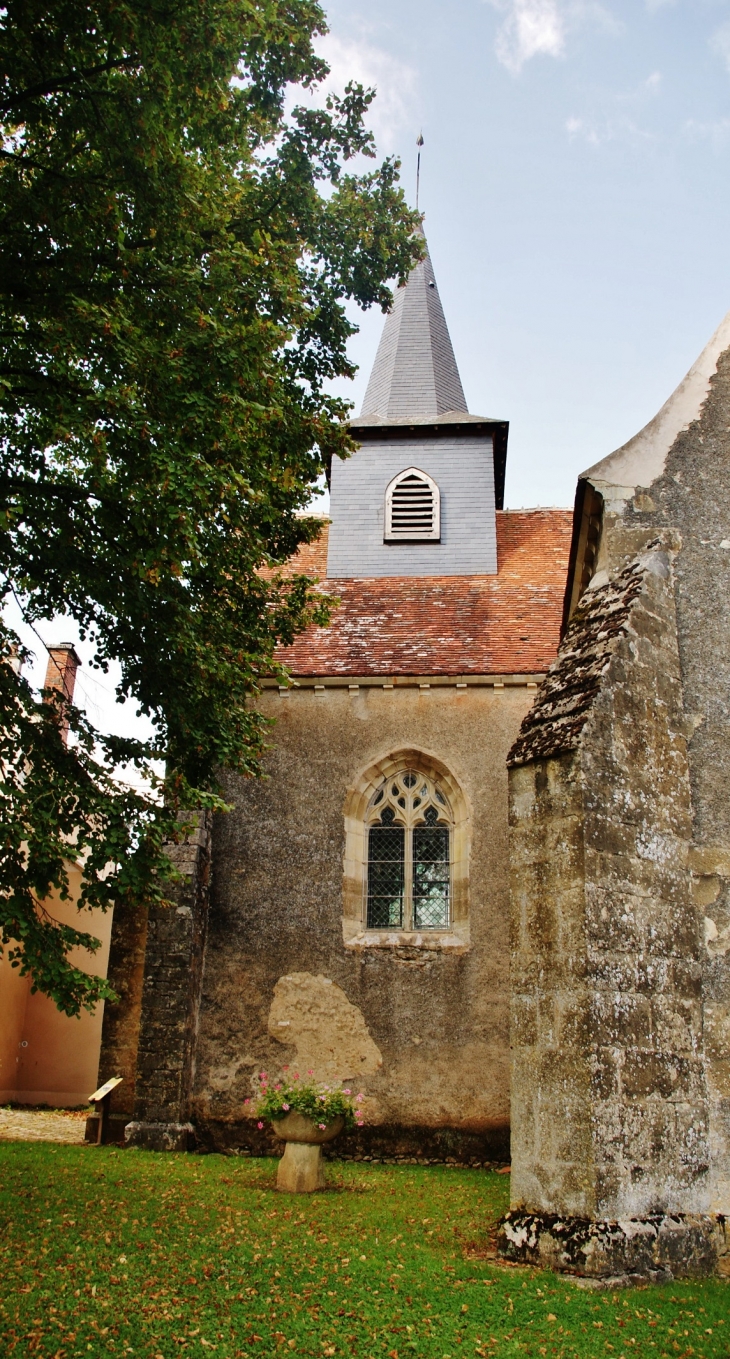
497, 1210, 722, 1280
511, 997, 538, 1046
620, 1050, 693, 1101
125, 1121, 196, 1153
590, 1049, 620, 1101
591, 993, 652, 1049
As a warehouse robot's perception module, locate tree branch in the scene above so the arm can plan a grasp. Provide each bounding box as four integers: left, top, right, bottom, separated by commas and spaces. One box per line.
0, 56, 138, 115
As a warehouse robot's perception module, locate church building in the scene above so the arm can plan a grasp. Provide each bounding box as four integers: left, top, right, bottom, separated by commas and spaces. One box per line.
99, 232, 572, 1160
26, 221, 730, 1276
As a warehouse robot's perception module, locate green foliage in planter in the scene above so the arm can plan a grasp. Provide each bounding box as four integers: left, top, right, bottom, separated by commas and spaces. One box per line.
252, 1070, 364, 1131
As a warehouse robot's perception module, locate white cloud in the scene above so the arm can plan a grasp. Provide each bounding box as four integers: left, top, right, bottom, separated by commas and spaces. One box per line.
491, 0, 565, 74
488, 1, 620, 75
308, 34, 418, 155
685, 117, 730, 152
565, 69, 661, 148
566, 115, 603, 145
711, 22, 730, 74
566, 114, 657, 145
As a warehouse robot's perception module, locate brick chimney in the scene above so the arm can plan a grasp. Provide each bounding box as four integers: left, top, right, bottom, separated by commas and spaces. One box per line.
43, 643, 81, 745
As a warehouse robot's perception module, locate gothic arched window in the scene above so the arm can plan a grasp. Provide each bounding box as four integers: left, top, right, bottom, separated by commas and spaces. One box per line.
365, 769, 451, 930
384, 467, 441, 542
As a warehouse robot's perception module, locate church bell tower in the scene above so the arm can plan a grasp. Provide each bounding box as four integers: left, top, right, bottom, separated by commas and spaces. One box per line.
326, 230, 509, 579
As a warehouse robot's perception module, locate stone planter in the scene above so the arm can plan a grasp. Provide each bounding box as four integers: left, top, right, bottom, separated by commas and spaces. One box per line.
271, 1112, 345, 1192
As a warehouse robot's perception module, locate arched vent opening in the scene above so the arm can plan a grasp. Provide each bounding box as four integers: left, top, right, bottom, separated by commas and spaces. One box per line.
384, 467, 441, 543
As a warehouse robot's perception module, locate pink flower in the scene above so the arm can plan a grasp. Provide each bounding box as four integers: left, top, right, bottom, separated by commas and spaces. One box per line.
257, 1121, 264, 1130
318, 1123, 326, 1130
293, 1072, 300, 1080
275, 1084, 282, 1092
308, 1069, 314, 1076
282, 1065, 289, 1071
282, 1103, 290, 1111
356, 1094, 364, 1103
259, 1072, 267, 1080
244, 1098, 250, 1105
343, 1089, 351, 1095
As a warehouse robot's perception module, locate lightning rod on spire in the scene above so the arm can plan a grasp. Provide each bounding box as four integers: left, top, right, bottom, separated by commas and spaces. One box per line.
416, 133, 424, 212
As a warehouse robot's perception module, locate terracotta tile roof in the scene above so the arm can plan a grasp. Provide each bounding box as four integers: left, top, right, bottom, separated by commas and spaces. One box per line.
275, 509, 573, 677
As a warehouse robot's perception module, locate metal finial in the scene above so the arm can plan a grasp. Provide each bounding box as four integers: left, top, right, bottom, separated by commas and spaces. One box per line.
416, 133, 424, 212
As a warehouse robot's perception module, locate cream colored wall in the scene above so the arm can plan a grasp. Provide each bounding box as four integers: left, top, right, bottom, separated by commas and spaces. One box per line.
0, 864, 113, 1107
0, 950, 30, 1099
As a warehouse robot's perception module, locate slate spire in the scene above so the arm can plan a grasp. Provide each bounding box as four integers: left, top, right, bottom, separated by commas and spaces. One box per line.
360, 231, 468, 419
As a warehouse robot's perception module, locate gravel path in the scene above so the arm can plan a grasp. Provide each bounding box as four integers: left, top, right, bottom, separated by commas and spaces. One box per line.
0, 1107, 87, 1144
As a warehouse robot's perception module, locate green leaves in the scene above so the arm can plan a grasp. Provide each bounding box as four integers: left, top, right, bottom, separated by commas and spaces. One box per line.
0, 0, 421, 1012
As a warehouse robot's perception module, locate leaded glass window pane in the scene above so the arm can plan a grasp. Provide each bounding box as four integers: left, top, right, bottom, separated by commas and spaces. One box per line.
367, 824, 405, 928
364, 768, 453, 932
412, 826, 450, 928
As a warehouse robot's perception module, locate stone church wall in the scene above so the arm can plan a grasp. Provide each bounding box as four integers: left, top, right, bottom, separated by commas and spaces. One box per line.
502, 544, 723, 1276
550, 346, 730, 1229
190, 682, 535, 1162
509, 546, 709, 1201
597, 349, 730, 1218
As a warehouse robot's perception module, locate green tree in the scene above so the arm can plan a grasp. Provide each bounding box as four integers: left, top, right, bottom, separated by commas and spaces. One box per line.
0, 0, 420, 1014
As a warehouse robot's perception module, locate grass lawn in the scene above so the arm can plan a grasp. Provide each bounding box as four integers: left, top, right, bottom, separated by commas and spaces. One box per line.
0, 1142, 727, 1359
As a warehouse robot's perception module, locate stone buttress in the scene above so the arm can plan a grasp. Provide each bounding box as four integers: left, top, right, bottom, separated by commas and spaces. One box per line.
501, 542, 724, 1278
501, 302, 730, 1278
97, 814, 211, 1149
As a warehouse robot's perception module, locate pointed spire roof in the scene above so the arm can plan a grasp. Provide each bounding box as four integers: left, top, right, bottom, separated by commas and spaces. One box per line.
359, 231, 468, 420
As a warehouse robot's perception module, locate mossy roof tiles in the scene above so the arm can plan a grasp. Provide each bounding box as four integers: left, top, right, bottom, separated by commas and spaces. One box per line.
274, 509, 572, 677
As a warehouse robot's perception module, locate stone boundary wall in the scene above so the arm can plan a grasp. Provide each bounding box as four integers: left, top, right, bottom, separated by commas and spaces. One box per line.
191, 1116, 510, 1165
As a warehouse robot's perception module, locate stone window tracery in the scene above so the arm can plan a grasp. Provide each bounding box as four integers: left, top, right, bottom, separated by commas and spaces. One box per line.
365, 769, 451, 930
343, 748, 469, 950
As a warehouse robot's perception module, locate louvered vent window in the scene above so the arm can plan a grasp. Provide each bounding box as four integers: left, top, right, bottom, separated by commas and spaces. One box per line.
384, 467, 440, 542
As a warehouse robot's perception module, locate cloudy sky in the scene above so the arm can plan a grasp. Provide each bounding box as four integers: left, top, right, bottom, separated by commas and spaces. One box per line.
317, 0, 730, 507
